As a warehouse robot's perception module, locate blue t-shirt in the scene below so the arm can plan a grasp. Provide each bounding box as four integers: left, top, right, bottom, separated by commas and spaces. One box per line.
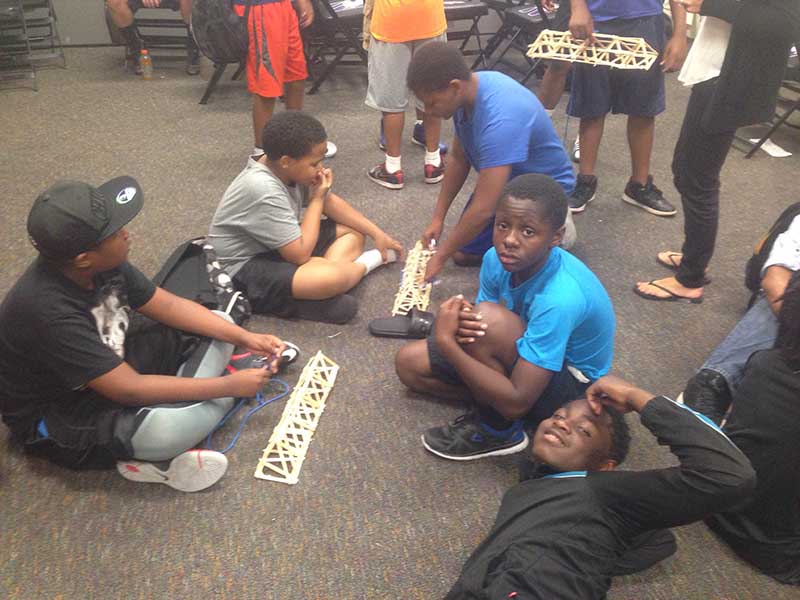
453, 72, 575, 195
476, 247, 615, 380
587, 0, 663, 22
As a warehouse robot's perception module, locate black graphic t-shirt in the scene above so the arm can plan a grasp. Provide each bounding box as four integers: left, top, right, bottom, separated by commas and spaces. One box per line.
0, 258, 156, 433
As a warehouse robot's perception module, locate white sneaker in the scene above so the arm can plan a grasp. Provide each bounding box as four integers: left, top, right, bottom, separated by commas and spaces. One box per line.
325, 141, 337, 159
571, 138, 580, 163
117, 449, 228, 492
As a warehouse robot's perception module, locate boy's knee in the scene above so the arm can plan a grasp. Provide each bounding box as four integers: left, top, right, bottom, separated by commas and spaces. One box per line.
465, 302, 525, 352
106, 0, 129, 14
395, 341, 428, 388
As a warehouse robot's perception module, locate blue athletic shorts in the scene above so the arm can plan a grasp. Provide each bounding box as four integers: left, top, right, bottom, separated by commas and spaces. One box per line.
567, 14, 666, 118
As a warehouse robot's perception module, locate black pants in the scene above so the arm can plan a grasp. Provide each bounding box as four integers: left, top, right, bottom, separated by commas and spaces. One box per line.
671, 77, 736, 288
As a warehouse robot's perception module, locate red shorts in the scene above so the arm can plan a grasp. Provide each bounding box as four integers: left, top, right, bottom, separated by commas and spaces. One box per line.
235, 0, 308, 98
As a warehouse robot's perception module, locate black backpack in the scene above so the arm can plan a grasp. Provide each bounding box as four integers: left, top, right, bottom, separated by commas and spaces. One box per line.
745, 201, 800, 293
191, 0, 252, 65
153, 237, 252, 326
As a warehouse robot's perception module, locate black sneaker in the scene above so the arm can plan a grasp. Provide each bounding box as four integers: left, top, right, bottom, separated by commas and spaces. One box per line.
125, 47, 143, 75
682, 368, 731, 425
421, 413, 529, 461
569, 174, 597, 213
622, 176, 676, 217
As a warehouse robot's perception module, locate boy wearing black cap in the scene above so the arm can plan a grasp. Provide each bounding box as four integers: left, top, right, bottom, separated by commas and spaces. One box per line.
0, 177, 285, 492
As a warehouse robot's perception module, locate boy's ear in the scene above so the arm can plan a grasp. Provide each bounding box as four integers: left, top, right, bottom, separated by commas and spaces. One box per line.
550, 224, 566, 249
71, 252, 93, 270
278, 155, 293, 170
595, 458, 618, 472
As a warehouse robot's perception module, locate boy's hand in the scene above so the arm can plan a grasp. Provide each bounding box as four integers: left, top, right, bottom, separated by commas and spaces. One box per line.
569, 4, 595, 44
226, 368, 272, 398
424, 251, 446, 282
310, 167, 333, 200
421, 219, 444, 251
242, 332, 286, 374
661, 35, 688, 72
678, 0, 703, 14
455, 300, 487, 344
296, 0, 315, 27
586, 375, 654, 415
434, 295, 465, 344
374, 232, 404, 262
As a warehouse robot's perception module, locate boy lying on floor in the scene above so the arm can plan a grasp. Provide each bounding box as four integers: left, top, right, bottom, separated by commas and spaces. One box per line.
209, 111, 404, 324
0, 177, 283, 492
444, 375, 756, 599
395, 174, 614, 460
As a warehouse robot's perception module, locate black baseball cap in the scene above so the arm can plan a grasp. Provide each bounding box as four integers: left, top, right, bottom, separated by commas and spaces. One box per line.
27, 176, 144, 259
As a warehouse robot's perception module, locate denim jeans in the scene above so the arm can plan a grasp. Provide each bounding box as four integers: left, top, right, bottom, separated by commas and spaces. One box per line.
702, 293, 778, 391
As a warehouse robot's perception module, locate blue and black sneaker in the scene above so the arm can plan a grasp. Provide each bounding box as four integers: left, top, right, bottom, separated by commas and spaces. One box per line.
421, 413, 529, 461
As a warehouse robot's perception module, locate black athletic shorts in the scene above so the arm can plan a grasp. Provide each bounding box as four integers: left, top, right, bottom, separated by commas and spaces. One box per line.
20, 316, 199, 469
233, 219, 339, 316
128, 0, 181, 11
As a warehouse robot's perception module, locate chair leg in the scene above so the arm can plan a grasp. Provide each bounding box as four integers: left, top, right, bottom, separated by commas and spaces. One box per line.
744, 99, 800, 158
199, 62, 228, 105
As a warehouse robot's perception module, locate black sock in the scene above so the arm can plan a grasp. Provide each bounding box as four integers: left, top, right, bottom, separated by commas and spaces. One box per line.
120, 24, 142, 53
477, 405, 514, 432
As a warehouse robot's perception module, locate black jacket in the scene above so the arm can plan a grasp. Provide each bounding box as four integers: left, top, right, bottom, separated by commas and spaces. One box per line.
700, 0, 800, 132
445, 396, 756, 600
706, 349, 800, 585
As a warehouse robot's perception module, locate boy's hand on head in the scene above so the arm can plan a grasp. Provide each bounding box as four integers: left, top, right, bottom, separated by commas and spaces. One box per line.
375, 232, 404, 262
311, 167, 333, 200
456, 300, 487, 344
226, 367, 272, 398
586, 376, 654, 415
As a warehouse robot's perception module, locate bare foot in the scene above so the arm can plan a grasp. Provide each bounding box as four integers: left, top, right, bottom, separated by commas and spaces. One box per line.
657, 250, 683, 269
635, 276, 704, 302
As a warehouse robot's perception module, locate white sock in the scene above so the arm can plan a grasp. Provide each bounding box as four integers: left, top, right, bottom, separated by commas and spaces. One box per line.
385, 153, 402, 173
355, 248, 398, 275
425, 149, 441, 167
415, 119, 423, 126
253, 146, 264, 157
544, 108, 554, 118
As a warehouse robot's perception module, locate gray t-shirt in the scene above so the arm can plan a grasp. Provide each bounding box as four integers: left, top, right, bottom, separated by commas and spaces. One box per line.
209, 156, 309, 276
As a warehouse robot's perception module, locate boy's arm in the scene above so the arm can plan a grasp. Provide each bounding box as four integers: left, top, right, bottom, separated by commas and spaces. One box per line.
321, 192, 404, 261
762, 265, 792, 314
569, 0, 594, 42
661, 1, 688, 72
421, 136, 471, 251
434, 296, 554, 419
137, 287, 285, 362
277, 168, 331, 265
88, 361, 270, 407
424, 163, 511, 281
586, 376, 756, 531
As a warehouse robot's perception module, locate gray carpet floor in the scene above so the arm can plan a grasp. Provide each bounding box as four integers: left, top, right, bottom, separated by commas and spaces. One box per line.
2, 47, 800, 599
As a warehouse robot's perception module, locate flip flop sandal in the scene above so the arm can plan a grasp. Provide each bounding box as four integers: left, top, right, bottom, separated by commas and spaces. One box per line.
656, 252, 712, 285
368, 308, 434, 339
633, 281, 704, 304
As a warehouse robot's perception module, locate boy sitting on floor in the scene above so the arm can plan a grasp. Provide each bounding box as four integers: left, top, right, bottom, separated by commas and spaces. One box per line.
395, 174, 614, 460
209, 111, 403, 324
444, 375, 755, 599
0, 177, 284, 492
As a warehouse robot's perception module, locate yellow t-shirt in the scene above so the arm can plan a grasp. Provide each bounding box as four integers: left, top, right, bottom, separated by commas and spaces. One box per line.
370, 0, 447, 44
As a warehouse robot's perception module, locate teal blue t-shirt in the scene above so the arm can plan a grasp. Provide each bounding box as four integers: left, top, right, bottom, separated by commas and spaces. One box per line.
476, 247, 615, 380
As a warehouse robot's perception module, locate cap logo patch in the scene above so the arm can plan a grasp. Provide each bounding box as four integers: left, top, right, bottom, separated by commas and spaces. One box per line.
116, 187, 137, 205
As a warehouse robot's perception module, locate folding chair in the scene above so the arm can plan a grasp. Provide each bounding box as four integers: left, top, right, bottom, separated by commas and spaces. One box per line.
304, 0, 367, 94
486, 0, 551, 85
444, 0, 489, 68
473, 0, 526, 69
0, 0, 37, 90
744, 79, 800, 158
